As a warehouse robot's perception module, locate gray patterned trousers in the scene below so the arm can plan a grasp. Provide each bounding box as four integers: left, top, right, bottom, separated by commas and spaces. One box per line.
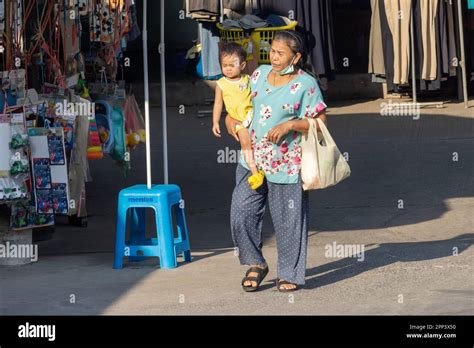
230, 164, 309, 285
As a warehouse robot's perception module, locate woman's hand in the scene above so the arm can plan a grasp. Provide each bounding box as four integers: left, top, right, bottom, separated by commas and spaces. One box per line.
267, 121, 293, 144
225, 114, 241, 142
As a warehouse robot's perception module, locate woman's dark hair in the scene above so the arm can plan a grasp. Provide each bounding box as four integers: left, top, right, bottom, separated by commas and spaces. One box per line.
219, 41, 247, 64
273, 30, 324, 88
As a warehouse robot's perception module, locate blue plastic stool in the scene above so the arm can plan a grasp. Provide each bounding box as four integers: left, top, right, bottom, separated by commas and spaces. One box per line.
113, 184, 191, 269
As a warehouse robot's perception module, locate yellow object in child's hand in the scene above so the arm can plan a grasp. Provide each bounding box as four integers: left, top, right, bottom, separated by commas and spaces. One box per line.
248, 170, 265, 190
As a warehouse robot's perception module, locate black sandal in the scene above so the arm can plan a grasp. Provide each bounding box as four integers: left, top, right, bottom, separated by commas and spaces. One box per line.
276, 278, 300, 292
241, 266, 269, 292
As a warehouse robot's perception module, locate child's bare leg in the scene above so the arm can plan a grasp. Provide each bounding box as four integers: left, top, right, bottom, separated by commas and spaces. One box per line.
237, 128, 258, 175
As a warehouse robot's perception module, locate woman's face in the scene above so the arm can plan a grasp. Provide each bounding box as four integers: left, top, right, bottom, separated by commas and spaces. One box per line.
269, 39, 301, 73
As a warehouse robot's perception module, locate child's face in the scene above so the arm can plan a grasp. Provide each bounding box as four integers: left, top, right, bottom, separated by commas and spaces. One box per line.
221, 54, 245, 79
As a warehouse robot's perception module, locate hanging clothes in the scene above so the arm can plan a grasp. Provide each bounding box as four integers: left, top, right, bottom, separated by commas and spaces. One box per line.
420, 0, 444, 90
186, 0, 249, 21
369, 0, 386, 75
446, 0, 457, 77
383, 0, 412, 85
187, 0, 220, 22
296, 0, 336, 88
224, 0, 247, 12
439, 0, 449, 75
420, 0, 438, 81
199, 22, 222, 78
370, 0, 455, 91
248, 0, 337, 88
378, 0, 396, 91
414, 0, 425, 81
256, 0, 297, 17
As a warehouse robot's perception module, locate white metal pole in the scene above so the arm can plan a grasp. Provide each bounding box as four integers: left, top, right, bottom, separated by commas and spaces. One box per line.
160, 0, 169, 184
143, 0, 152, 189
457, 0, 469, 108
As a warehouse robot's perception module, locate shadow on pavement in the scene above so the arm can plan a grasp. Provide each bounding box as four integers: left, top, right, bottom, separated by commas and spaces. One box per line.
304, 233, 474, 289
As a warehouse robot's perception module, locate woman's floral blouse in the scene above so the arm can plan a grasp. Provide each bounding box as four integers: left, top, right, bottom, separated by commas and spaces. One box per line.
239, 64, 327, 184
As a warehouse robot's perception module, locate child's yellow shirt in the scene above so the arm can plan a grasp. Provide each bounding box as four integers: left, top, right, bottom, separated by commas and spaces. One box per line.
216, 75, 254, 131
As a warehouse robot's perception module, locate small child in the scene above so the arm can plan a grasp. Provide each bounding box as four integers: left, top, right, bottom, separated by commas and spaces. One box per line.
212, 42, 264, 190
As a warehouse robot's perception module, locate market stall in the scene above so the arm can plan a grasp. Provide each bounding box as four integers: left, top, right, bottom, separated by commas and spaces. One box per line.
0, 0, 144, 245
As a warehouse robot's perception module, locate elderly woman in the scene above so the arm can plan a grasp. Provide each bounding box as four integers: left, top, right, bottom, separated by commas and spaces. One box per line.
225, 30, 328, 292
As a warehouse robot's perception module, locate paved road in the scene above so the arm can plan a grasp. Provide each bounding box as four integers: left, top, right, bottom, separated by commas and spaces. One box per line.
0, 99, 473, 315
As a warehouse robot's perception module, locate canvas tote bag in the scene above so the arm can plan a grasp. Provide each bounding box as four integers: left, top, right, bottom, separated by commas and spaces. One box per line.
301, 117, 351, 190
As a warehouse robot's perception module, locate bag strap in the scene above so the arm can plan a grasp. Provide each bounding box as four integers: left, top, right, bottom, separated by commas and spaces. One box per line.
306, 117, 318, 139
315, 117, 334, 144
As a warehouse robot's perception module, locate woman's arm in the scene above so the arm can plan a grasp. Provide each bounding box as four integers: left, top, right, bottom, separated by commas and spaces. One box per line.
267, 111, 328, 144
293, 111, 327, 133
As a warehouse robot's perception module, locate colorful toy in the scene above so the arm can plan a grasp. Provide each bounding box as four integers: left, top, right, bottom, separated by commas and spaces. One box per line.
123, 94, 146, 144
95, 100, 114, 154
9, 133, 29, 149
126, 132, 141, 147
87, 118, 104, 160
51, 183, 68, 214
12, 208, 28, 228
87, 146, 104, 160
34, 214, 54, 226
37, 193, 52, 214
10, 159, 29, 176
138, 129, 146, 143
33, 159, 52, 189
111, 106, 126, 162
48, 134, 66, 165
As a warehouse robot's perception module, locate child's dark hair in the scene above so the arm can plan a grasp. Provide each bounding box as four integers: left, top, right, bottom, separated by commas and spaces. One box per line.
219, 41, 247, 64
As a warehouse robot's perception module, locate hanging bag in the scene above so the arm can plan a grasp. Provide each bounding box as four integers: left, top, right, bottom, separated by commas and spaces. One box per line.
301, 117, 351, 190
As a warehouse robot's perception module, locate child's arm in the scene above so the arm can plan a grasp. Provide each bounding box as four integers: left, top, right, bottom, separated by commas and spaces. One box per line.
212, 85, 224, 138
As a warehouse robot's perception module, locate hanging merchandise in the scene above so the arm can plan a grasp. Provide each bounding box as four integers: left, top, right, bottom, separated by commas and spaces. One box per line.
0, 69, 26, 109
94, 100, 114, 154
90, 0, 114, 43
123, 94, 146, 148
254, 0, 337, 87
10, 200, 55, 230
197, 22, 223, 79
0, 0, 142, 234
28, 127, 70, 215
67, 95, 91, 223
79, 0, 93, 15
89, 0, 130, 44
0, 0, 4, 32
110, 105, 126, 163
0, 109, 31, 205
125, 1, 141, 42
60, 1, 82, 88
369, 0, 463, 93
186, 0, 221, 22
87, 116, 104, 160
383, 0, 412, 85
295, 0, 337, 89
